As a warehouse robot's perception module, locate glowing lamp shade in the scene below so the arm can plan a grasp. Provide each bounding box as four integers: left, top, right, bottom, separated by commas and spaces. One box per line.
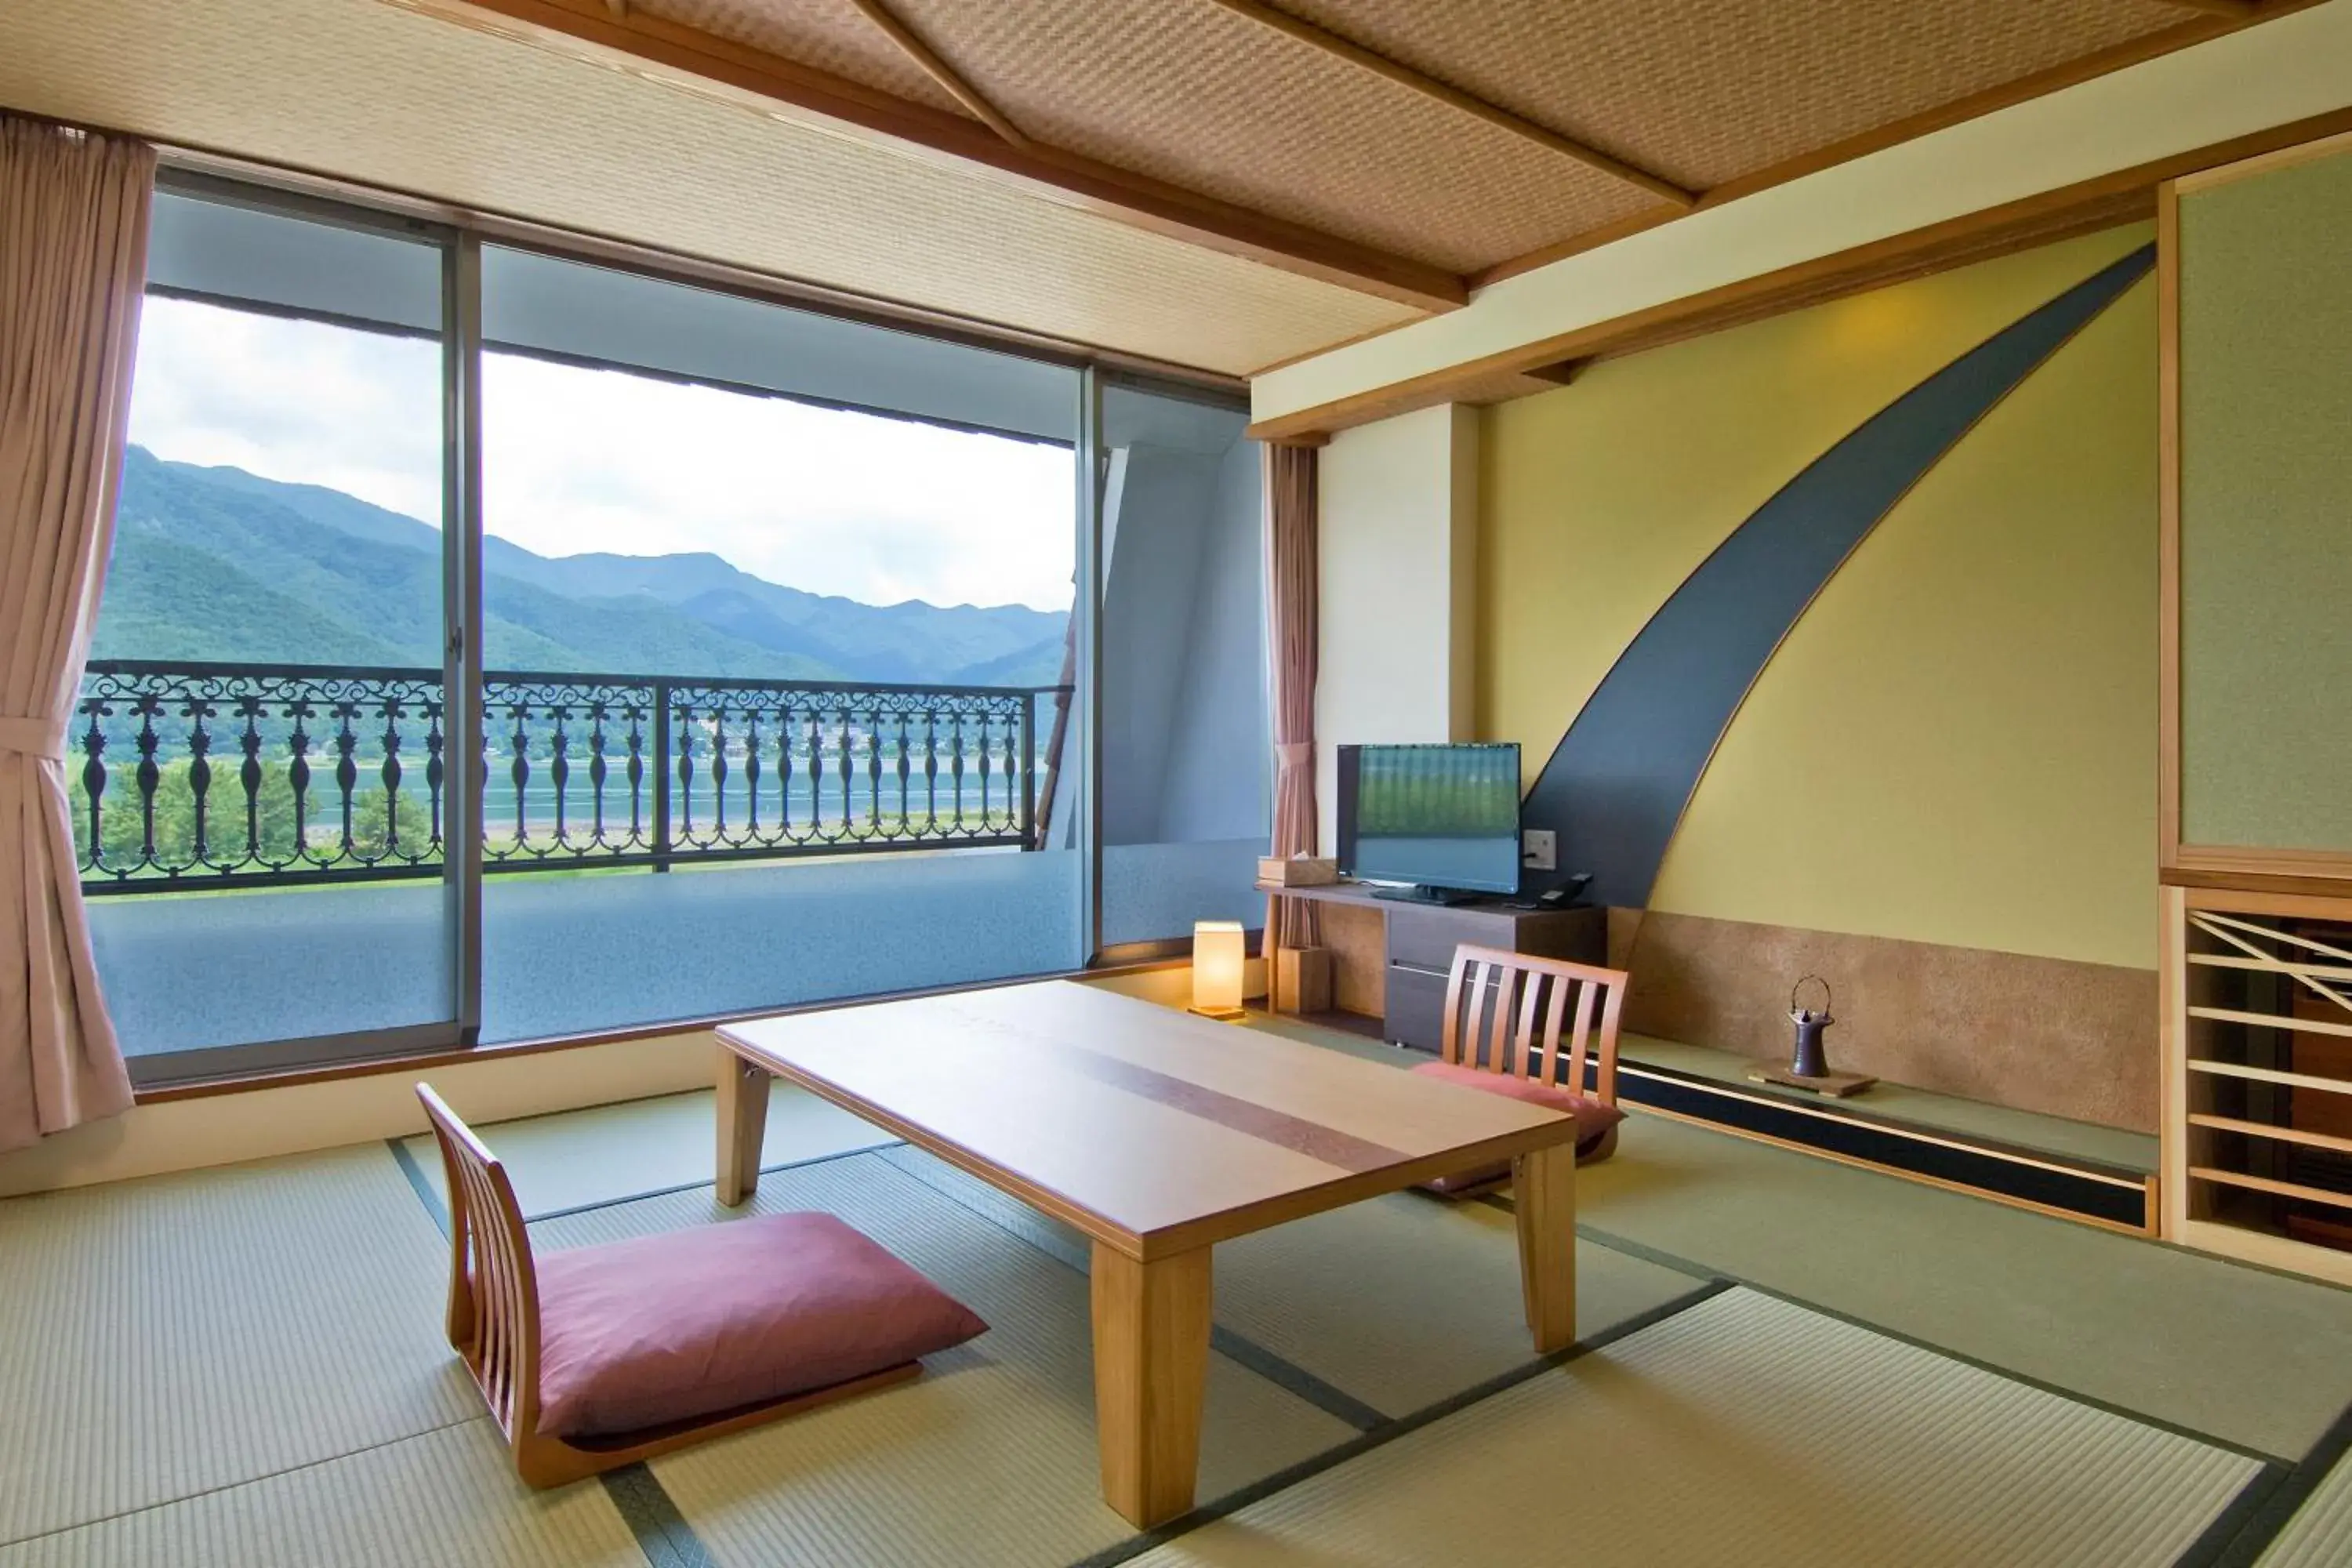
1190, 920, 1248, 1019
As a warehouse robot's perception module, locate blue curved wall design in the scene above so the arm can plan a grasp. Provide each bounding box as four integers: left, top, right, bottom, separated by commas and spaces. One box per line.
1522, 244, 2155, 908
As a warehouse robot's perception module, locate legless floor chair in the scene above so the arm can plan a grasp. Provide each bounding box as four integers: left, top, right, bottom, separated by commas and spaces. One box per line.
416, 1083, 986, 1486
1413, 945, 1630, 1198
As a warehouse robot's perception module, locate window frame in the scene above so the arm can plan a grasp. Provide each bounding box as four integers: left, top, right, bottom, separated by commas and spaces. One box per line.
105, 165, 1250, 1090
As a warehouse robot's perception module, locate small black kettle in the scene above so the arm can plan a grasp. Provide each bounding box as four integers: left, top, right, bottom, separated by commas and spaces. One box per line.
1788, 975, 1834, 1080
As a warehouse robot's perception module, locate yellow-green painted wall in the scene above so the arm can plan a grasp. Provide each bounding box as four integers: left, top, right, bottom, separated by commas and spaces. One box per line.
1479, 226, 2158, 971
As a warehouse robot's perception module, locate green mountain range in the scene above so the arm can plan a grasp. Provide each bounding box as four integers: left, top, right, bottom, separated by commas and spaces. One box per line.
96, 447, 1072, 687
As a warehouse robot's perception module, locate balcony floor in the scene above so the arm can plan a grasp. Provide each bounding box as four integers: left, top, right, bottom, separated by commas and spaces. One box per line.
85, 838, 1263, 1058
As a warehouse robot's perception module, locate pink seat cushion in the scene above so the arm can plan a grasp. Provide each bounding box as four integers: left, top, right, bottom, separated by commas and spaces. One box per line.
533, 1210, 987, 1439
1410, 1060, 1625, 1191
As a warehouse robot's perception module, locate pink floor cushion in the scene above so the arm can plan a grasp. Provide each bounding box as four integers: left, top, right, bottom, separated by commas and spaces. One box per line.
534, 1210, 988, 1439
1410, 1059, 1626, 1191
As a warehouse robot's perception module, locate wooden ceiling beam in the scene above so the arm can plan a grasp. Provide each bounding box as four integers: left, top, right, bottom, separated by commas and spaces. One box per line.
2151, 0, 2259, 15
1470, 2, 2314, 290
1200, 0, 1697, 209
1250, 99, 2352, 444
1250, 191, 2153, 440
1519, 359, 1585, 387
844, 0, 1031, 151
387, 0, 1468, 313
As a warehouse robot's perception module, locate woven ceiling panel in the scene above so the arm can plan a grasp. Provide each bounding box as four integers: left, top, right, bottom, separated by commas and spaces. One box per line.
1284, 0, 2193, 191
884, 0, 1663, 273
635, 0, 966, 118
2, 0, 1420, 375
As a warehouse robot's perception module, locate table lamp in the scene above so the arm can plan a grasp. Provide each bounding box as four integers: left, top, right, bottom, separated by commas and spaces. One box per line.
1190, 920, 1248, 1020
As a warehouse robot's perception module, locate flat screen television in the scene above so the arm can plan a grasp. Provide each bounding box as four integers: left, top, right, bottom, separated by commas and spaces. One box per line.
1335, 742, 1522, 901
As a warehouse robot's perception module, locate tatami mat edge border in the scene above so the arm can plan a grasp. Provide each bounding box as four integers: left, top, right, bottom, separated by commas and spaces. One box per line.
879, 1146, 1396, 1432
387, 1134, 448, 1237
521, 1141, 905, 1225
383, 1133, 904, 1235
2202, 1397, 2352, 1568
1486, 1192, 2295, 1469
1065, 1278, 1739, 1568
602, 1461, 718, 1568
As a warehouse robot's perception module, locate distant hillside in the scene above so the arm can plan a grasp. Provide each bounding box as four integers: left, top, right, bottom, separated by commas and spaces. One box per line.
97, 448, 1069, 686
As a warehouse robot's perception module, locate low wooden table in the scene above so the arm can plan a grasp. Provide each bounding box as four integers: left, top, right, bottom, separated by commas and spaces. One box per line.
715, 981, 1581, 1528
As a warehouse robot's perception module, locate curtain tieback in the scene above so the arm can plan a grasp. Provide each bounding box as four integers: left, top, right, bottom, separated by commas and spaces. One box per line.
0, 715, 69, 760
1275, 742, 1313, 768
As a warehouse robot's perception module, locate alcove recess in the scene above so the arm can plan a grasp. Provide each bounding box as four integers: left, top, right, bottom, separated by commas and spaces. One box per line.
2158, 129, 2352, 1285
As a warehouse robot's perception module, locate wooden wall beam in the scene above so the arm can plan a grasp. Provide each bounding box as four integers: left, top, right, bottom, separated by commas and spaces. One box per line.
1519, 358, 1585, 387
1247, 101, 2352, 443
1200, 0, 1696, 209
387, 0, 1468, 312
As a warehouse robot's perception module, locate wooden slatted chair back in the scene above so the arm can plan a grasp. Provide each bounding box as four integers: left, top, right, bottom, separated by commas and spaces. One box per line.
414, 1081, 936, 1488
416, 1083, 544, 1450
1439, 944, 1628, 1104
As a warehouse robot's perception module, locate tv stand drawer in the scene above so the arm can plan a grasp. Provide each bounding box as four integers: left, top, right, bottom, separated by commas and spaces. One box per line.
1379, 904, 1610, 1051
1382, 904, 1606, 972
1385, 906, 1483, 971
1384, 965, 1450, 1053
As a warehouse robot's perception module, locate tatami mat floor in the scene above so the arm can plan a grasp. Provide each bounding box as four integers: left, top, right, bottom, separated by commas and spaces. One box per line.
5, 1010, 2351, 1566
1125, 1288, 2261, 1568
0, 1145, 475, 1548
0, 1422, 643, 1568
1570, 1111, 2352, 1459
874, 1142, 1706, 1421
2261, 1427, 2352, 1568
393, 1082, 895, 1220
543, 1154, 1359, 1567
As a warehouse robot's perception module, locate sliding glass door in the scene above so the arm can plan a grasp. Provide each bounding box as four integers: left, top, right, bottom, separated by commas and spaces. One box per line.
73, 171, 1264, 1080
74, 180, 463, 1081
1094, 376, 1269, 953
470, 246, 1086, 1040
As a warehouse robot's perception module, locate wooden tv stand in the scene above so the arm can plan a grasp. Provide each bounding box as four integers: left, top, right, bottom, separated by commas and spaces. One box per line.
1256, 880, 1605, 1053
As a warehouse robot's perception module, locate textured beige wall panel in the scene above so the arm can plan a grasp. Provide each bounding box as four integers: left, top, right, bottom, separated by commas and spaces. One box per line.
0, 0, 1417, 373
1622, 911, 2158, 1133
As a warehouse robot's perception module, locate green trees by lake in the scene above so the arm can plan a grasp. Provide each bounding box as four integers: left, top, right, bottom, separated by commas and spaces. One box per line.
1354, 746, 1520, 839
76, 757, 437, 877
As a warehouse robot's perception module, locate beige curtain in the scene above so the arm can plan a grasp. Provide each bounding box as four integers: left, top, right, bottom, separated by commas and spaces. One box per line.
1, 117, 153, 1152
1264, 441, 1321, 953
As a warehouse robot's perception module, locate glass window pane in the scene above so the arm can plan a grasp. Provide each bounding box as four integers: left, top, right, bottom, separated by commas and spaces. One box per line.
474, 249, 1082, 1042
78, 196, 452, 1078
1097, 379, 1270, 948
146, 187, 442, 333
482, 246, 1073, 443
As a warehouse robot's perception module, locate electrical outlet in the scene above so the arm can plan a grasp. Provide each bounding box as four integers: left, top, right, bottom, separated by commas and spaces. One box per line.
1522, 829, 1557, 872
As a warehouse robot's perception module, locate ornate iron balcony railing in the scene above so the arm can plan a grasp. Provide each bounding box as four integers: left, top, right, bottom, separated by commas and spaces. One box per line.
73, 659, 1068, 893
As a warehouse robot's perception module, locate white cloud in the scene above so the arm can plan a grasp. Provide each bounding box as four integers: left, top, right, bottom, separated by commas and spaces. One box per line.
128, 296, 445, 523
481, 353, 1074, 611
126, 296, 1077, 612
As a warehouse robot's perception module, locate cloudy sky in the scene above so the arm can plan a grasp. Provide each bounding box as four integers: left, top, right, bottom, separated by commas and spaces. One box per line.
125, 296, 1078, 612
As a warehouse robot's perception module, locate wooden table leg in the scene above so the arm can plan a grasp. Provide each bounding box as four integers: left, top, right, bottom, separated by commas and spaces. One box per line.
1514, 1141, 1577, 1354
716, 1045, 771, 1207
1091, 1242, 1211, 1529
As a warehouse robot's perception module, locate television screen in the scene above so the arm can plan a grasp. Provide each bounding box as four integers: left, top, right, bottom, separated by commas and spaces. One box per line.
1337, 742, 1522, 895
